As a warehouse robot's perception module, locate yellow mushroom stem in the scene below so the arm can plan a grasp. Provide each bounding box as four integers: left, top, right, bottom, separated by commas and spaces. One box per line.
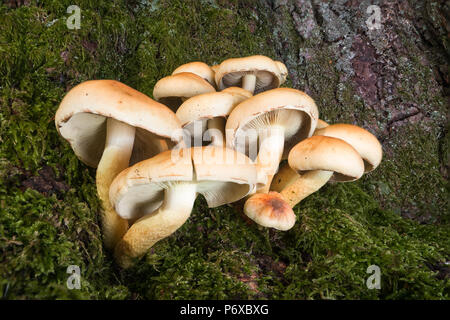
114, 183, 197, 269
255, 126, 285, 194
277, 170, 334, 207
270, 163, 299, 192
96, 118, 135, 250
242, 74, 257, 93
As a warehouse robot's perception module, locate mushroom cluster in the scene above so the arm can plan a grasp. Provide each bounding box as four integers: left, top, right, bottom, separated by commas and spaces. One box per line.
55, 55, 382, 268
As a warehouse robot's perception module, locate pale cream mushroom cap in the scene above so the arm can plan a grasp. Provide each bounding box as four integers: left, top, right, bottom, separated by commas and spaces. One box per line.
215, 55, 283, 93
110, 146, 257, 220
172, 62, 216, 87
314, 124, 383, 172
176, 91, 249, 127
153, 72, 216, 111
55, 80, 181, 167
221, 86, 253, 99
226, 87, 319, 159
288, 135, 365, 182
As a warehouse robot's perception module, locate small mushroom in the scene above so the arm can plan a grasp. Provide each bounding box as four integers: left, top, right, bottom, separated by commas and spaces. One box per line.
111, 146, 257, 268
281, 135, 365, 207
272, 123, 382, 204
314, 124, 382, 172
172, 61, 216, 88
226, 88, 319, 194
153, 72, 215, 112
244, 191, 296, 231
176, 89, 251, 147
215, 55, 286, 94
55, 80, 181, 249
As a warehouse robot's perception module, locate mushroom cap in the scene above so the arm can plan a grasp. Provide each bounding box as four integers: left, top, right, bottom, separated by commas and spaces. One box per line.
210, 64, 220, 73
110, 146, 257, 220
314, 124, 382, 172
55, 80, 181, 168
176, 91, 248, 127
153, 72, 216, 111
226, 88, 319, 159
316, 119, 329, 130
274, 60, 288, 84
172, 62, 216, 87
244, 191, 296, 231
215, 55, 283, 93
221, 86, 253, 99
288, 135, 364, 182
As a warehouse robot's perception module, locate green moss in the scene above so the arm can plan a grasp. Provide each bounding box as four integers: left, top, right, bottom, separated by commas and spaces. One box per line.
0, 0, 448, 299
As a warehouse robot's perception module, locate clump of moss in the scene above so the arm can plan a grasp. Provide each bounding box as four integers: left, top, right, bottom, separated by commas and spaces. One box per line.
0, 0, 448, 300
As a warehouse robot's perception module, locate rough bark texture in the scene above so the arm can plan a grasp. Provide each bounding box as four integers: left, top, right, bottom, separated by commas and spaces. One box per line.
253, 0, 449, 221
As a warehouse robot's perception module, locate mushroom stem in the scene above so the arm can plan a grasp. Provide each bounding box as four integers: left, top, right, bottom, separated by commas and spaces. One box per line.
207, 117, 226, 146
96, 118, 135, 250
114, 183, 197, 268
279, 170, 333, 207
270, 162, 300, 192
154, 138, 169, 153
242, 74, 257, 93
255, 126, 285, 193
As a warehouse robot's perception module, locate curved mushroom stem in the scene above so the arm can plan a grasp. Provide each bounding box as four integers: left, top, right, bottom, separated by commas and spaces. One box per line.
114, 183, 197, 269
270, 162, 299, 192
207, 117, 226, 147
242, 74, 256, 93
255, 126, 285, 194
96, 118, 135, 250
154, 138, 169, 153
279, 170, 333, 207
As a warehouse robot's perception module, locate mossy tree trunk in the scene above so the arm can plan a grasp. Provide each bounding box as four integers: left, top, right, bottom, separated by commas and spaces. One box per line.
253, 0, 449, 222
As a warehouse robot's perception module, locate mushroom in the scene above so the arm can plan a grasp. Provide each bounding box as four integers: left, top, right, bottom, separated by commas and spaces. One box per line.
314, 124, 383, 172
172, 61, 216, 88
215, 55, 286, 94
280, 135, 365, 207
176, 89, 251, 147
226, 88, 319, 194
55, 80, 181, 249
153, 72, 216, 112
272, 124, 382, 206
244, 191, 296, 231
110, 146, 257, 268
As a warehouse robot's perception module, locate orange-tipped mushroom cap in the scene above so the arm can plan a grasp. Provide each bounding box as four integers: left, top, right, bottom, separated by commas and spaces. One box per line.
244, 191, 296, 231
